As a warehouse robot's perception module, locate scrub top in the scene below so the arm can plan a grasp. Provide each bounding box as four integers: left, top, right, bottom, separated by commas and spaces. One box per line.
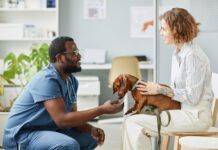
3, 64, 78, 149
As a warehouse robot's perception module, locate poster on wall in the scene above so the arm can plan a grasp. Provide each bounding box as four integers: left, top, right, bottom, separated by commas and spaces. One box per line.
130, 6, 172, 38
84, 0, 106, 20
130, 7, 154, 38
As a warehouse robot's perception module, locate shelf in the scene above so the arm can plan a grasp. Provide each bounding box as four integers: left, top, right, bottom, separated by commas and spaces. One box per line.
0, 37, 55, 42
0, 8, 57, 12
81, 61, 154, 70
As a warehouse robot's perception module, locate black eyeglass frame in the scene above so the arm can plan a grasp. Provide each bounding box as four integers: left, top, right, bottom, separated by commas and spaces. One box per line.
57, 49, 80, 57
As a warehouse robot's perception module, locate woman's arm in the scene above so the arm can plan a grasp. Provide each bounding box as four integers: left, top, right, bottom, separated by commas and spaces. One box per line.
136, 81, 174, 98
171, 54, 208, 105
157, 84, 174, 98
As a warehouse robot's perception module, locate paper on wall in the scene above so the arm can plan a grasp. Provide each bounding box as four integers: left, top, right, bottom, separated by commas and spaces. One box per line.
84, 0, 106, 20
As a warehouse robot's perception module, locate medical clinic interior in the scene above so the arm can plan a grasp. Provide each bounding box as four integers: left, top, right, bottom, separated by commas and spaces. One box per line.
0, 0, 218, 150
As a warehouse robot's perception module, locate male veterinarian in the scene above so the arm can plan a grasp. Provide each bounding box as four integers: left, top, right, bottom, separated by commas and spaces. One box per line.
3, 36, 124, 150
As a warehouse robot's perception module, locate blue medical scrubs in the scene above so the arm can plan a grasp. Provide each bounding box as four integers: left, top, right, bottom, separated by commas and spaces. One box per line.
3, 64, 97, 150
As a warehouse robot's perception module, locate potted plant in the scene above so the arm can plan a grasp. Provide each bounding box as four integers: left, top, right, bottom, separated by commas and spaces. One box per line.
0, 43, 49, 112
0, 67, 16, 147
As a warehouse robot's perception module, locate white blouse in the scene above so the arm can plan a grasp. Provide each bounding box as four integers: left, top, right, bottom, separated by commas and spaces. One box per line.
171, 42, 214, 106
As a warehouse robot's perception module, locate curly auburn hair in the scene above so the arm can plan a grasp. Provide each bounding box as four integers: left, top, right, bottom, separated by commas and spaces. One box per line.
159, 8, 200, 44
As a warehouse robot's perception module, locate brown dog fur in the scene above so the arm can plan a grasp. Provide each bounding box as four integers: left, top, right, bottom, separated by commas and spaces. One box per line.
113, 74, 181, 115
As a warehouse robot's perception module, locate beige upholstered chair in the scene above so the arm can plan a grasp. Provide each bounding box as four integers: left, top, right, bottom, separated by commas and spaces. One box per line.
108, 56, 141, 88
161, 73, 218, 150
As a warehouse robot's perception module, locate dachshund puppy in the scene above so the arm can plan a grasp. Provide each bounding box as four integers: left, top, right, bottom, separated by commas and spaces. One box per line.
113, 74, 181, 115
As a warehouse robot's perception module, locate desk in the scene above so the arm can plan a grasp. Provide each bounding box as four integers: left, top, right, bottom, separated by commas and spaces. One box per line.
81, 61, 154, 70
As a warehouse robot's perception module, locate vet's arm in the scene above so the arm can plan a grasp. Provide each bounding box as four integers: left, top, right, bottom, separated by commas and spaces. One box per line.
71, 104, 94, 133
44, 98, 123, 129
71, 104, 106, 145
136, 81, 174, 98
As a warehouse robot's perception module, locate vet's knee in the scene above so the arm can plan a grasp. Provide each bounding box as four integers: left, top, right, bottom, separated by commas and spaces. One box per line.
51, 139, 80, 150
87, 137, 97, 150
80, 132, 97, 149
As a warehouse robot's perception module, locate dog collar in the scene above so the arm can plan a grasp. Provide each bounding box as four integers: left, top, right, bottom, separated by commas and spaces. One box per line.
131, 80, 140, 91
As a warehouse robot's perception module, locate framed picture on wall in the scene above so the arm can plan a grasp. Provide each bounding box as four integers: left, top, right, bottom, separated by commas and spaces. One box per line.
130, 6, 172, 38
130, 6, 154, 38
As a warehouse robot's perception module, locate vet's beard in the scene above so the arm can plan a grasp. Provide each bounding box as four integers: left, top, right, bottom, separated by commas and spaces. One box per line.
64, 56, 82, 73
64, 66, 82, 74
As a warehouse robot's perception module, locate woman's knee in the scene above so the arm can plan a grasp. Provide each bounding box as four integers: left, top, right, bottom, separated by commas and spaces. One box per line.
124, 115, 140, 126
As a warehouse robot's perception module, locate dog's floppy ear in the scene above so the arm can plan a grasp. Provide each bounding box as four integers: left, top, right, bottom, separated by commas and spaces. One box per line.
113, 77, 119, 94
113, 74, 127, 94
113, 79, 118, 94
120, 74, 127, 89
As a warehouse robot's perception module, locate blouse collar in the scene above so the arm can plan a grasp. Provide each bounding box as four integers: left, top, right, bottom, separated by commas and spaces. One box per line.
173, 42, 192, 58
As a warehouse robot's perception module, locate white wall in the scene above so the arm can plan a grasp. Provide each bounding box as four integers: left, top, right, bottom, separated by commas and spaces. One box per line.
59, 0, 154, 62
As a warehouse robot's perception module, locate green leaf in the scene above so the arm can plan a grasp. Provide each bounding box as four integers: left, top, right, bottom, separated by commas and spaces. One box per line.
2, 43, 49, 85
29, 43, 49, 72
4, 53, 16, 66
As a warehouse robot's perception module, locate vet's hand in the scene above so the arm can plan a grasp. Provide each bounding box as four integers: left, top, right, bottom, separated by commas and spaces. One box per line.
91, 126, 105, 146
110, 98, 124, 104
100, 99, 124, 114
136, 81, 160, 95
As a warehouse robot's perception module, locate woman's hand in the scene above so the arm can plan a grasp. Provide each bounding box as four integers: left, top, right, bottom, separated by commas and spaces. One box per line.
136, 80, 174, 97
136, 81, 160, 95
91, 126, 105, 146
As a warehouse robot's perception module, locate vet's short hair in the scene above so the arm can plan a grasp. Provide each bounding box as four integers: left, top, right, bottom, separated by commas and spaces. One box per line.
159, 8, 199, 44
49, 36, 74, 63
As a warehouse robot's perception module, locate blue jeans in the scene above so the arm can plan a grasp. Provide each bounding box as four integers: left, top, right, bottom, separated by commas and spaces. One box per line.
18, 128, 97, 150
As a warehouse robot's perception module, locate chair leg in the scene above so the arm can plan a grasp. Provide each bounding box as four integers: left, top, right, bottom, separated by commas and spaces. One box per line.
162, 135, 170, 150
173, 136, 181, 150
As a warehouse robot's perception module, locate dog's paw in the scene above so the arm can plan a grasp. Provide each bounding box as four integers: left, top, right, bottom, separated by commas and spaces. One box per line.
129, 110, 138, 115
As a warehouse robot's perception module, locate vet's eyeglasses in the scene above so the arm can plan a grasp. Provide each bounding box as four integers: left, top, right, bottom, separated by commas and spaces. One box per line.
62, 49, 80, 56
